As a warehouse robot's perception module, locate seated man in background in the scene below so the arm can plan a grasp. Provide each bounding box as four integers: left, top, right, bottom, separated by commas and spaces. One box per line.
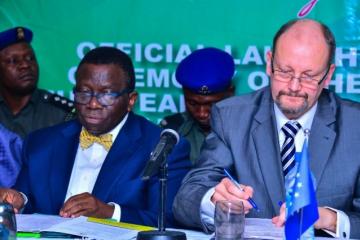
0, 46, 191, 227
173, 19, 360, 238
160, 47, 235, 164
0, 123, 22, 187
0, 26, 75, 138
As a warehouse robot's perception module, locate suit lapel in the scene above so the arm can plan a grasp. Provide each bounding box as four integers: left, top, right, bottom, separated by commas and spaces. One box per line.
252, 89, 285, 212
49, 121, 81, 211
92, 113, 142, 201
309, 93, 336, 187
249, 89, 336, 211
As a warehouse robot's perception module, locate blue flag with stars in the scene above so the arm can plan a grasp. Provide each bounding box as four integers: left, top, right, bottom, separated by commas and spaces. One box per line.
285, 136, 319, 240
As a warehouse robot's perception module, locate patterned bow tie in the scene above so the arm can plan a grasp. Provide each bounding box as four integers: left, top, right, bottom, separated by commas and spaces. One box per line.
79, 129, 113, 151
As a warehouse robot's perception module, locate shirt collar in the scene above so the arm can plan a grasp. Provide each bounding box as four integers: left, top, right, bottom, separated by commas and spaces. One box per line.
29, 89, 41, 103
274, 102, 318, 134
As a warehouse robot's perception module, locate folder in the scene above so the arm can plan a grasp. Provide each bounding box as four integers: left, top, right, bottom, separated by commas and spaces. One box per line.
87, 217, 154, 231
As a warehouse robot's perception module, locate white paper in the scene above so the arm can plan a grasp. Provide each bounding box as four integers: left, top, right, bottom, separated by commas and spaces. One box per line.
16, 214, 73, 232
46, 217, 138, 240
244, 218, 284, 239
19, 215, 336, 240
16, 214, 137, 240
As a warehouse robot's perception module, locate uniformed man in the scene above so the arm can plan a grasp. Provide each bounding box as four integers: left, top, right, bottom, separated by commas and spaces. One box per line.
160, 47, 235, 164
0, 26, 75, 138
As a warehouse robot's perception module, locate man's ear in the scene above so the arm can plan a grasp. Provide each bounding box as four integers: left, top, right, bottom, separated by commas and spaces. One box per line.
227, 85, 235, 97
127, 91, 138, 112
322, 63, 336, 88
266, 51, 273, 76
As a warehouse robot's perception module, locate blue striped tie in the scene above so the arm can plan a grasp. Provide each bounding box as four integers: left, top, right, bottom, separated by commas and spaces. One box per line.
281, 121, 302, 177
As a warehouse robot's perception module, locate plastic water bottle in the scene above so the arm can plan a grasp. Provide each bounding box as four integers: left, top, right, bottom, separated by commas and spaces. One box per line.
0, 203, 16, 240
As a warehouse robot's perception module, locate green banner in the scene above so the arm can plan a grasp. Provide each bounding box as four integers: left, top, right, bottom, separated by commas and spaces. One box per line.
1, 0, 359, 123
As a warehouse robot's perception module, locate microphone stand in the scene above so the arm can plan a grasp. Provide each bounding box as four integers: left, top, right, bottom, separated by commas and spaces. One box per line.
137, 154, 186, 240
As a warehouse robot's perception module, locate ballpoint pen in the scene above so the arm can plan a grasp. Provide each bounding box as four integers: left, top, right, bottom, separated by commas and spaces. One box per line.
223, 168, 260, 212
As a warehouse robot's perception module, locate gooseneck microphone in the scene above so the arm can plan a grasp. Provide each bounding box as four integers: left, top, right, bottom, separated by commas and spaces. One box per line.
142, 129, 179, 180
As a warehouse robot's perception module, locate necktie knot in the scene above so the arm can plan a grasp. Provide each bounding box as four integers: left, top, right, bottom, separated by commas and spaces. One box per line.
79, 129, 113, 151
282, 121, 302, 138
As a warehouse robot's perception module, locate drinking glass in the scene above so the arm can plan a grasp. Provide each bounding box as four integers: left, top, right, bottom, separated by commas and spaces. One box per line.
0, 203, 16, 240
215, 200, 245, 240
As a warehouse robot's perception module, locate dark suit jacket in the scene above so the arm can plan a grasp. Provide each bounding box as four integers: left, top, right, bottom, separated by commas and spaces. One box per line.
173, 87, 360, 238
15, 112, 191, 227
0, 123, 22, 187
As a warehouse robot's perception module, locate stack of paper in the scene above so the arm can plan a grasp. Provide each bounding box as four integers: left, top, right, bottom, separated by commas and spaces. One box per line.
16, 215, 285, 240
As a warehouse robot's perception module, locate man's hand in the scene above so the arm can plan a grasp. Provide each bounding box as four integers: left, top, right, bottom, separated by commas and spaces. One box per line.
272, 205, 337, 233
272, 202, 286, 227
0, 188, 25, 213
314, 208, 337, 233
211, 177, 254, 214
59, 192, 114, 219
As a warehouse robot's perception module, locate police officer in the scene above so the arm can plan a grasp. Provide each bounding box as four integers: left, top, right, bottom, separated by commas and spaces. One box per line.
160, 47, 235, 164
0, 26, 75, 138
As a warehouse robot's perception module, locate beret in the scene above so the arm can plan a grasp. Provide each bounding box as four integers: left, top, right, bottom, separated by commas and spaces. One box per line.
0, 26, 33, 51
176, 47, 235, 95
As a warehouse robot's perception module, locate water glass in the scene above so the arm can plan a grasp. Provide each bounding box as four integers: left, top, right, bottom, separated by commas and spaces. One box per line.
0, 203, 16, 240
215, 200, 245, 240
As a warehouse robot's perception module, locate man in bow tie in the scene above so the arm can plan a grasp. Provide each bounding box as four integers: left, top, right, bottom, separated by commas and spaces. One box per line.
0, 47, 191, 227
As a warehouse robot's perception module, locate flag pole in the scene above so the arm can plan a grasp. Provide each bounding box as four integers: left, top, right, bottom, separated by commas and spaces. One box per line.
299, 129, 309, 240
299, 208, 304, 240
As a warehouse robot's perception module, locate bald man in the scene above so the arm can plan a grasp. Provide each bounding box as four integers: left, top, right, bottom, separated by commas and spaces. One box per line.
173, 19, 360, 239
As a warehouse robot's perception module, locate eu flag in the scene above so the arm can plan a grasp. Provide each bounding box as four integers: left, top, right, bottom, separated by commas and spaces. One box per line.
285, 136, 319, 240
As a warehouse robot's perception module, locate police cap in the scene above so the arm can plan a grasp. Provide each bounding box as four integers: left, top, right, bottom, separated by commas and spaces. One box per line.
0, 26, 33, 51
176, 47, 235, 95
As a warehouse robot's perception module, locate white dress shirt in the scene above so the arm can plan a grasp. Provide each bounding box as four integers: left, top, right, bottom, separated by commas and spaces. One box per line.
200, 103, 350, 238
64, 113, 129, 221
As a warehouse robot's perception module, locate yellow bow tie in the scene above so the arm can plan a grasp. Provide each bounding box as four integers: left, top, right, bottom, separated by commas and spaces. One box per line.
79, 129, 113, 151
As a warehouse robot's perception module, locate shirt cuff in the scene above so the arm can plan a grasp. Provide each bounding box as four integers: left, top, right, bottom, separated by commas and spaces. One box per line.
200, 187, 216, 226
19, 192, 28, 205
18, 192, 28, 213
108, 202, 121, 222
323, 206, 350, 239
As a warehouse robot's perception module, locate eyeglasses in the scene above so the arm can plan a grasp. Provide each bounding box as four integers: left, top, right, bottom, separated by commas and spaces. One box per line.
73, 88, 133, 106
271, 57, 330, 90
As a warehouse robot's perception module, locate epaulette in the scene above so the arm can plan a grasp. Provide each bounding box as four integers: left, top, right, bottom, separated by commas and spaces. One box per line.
41, 91, 75, 112
159, 113, 185, 131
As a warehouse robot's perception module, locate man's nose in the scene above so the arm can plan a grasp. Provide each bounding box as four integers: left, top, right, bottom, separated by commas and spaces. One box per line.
288, 76, 302, 91
198, 105, 210, 119
18, 59, 31, 69
88, 95, 103, 108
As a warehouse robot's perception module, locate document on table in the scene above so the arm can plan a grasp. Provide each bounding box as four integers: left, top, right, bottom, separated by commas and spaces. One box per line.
16, 214, 73, 232
16, 214, 141, 240
172, 218, 284, 240
244, 218, 284, 239
16, 215, 284, 240
46, 216, 138, 240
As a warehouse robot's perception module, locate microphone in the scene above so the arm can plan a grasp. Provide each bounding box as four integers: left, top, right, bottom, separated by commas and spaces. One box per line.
142, 129, 179, 180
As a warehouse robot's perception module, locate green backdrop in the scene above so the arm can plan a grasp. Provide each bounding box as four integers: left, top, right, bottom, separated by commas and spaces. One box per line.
0, 0, 359, 123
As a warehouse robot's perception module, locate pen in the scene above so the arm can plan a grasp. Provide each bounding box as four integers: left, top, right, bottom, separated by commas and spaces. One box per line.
223, 168, 260, 212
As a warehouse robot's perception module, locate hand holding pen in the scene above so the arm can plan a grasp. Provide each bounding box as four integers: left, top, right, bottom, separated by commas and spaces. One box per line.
222, 169, 260, 212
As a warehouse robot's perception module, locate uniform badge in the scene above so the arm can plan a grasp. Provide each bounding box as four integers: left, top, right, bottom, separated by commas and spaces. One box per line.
17, 27, 25, 40
199, 85, 210, 95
